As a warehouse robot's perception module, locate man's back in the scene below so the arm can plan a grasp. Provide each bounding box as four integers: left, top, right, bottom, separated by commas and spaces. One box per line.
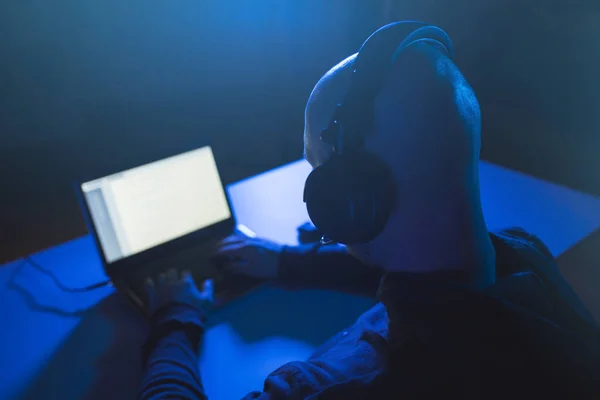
257, 228, 600, 398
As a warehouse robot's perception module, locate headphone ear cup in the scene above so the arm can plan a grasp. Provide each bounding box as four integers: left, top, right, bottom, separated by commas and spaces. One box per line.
303, 152, 396, 245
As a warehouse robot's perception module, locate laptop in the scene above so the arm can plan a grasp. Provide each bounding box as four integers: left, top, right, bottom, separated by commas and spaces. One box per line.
76, 145, 261, 315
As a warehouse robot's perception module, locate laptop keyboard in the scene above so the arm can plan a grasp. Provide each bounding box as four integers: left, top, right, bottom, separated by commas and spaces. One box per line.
118, 237, 266, 312
148, 243, 220, 281
124, 241, 224, 307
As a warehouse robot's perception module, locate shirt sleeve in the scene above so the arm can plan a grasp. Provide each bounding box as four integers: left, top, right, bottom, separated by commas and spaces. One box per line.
277, 243, 383, 296
238, 360, 350, 400
137, 304, 208, 400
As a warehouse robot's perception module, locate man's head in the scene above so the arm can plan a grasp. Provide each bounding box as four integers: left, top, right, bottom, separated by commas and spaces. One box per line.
304, 32, 490, 273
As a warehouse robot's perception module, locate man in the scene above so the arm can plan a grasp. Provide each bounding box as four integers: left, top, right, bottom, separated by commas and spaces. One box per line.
137, 22, 600, 399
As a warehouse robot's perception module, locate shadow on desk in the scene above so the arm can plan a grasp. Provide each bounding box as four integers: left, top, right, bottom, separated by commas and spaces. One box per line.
18, 292, 147, 400
13, 279, 374, 400
212, 286, 376, 346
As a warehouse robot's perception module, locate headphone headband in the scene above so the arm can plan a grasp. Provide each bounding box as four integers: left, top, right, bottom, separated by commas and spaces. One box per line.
322, 21, 454, 154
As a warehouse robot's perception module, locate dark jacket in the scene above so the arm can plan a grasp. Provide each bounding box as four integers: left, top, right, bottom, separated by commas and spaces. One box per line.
137, 228, 600, 399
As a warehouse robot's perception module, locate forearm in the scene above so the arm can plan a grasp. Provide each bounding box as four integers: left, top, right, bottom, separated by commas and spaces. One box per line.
138, 305, 207, 400
277, 243, 382, 296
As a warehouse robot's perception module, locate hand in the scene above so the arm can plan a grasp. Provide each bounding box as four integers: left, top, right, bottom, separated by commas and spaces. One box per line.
145, 269, 214, 316
212, 233, 284, 279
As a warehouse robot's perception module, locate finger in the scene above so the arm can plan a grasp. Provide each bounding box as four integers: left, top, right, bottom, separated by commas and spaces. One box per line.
144, 278, 154, 293
217, 235, 248, 246
157, 273, 167, 287
166, 268, 178, 284
202, 279, 214, 302
214, 241, 246, 255
181, 270, 194, 285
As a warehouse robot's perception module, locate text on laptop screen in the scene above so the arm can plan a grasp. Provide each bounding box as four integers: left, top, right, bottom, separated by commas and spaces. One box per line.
81, 146, 231, 263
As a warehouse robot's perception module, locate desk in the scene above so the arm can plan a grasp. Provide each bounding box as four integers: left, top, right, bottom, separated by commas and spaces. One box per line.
2, 160, 600, 400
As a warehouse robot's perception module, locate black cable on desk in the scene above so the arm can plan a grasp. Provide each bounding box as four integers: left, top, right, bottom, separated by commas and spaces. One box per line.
21, 256, 112, 292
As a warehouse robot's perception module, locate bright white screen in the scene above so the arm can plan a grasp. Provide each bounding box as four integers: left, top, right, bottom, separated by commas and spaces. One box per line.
81, 146, 231, 263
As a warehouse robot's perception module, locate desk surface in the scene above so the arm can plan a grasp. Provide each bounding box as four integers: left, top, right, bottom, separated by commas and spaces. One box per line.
2, 160, 600, 400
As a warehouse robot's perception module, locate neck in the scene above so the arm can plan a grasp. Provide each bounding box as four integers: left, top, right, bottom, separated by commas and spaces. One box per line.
380, 197, 496, 289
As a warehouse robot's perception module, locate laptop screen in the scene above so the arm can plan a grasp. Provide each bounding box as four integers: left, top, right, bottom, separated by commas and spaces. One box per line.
80, 146, 231, 263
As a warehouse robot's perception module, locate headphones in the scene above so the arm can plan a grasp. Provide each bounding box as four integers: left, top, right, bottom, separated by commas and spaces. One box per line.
303, 21, 454, 245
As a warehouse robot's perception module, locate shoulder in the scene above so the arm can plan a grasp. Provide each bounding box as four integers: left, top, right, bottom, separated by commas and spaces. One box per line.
490, 227, 560, 295
491, 227, 599, 329
491, 226, 554, 261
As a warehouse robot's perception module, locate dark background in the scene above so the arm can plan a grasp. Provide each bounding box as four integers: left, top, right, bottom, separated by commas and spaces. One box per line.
1, 0, 599, 264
